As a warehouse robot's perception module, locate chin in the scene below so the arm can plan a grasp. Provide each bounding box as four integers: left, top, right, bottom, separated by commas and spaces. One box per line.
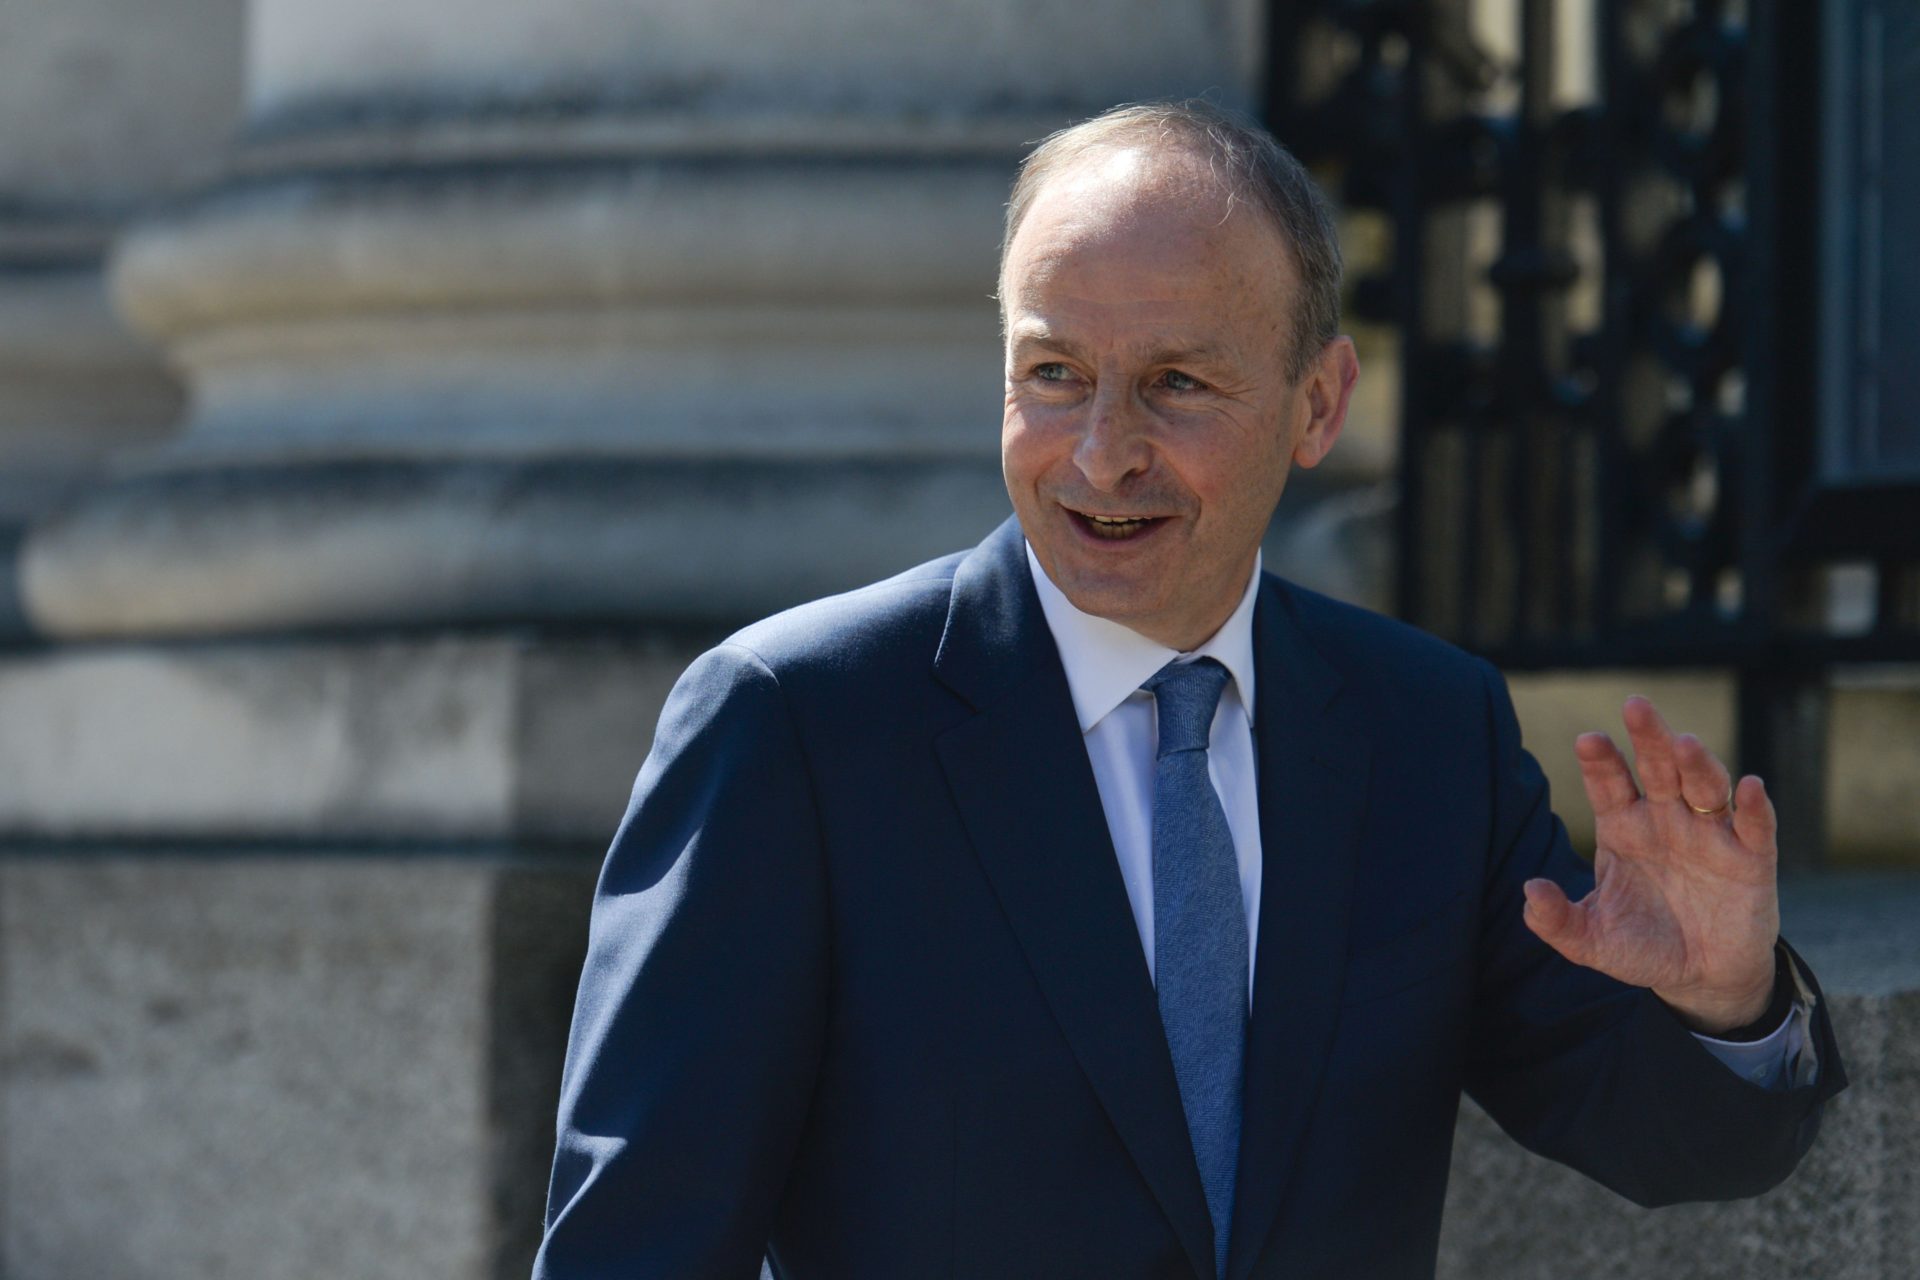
1055, 574, 1165, 629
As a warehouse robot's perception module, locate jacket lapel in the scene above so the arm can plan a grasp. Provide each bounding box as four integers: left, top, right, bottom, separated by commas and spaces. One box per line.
933, 519, 1218, 1280
1225, 578, 1372, 1280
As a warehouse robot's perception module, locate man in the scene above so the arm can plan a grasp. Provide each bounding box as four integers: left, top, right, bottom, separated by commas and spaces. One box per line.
535, 102, 1843, 1280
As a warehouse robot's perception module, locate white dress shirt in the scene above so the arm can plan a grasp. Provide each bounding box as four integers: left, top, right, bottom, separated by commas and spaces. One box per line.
1026, 541, 1265, 998
1023, 542, 1805, 1087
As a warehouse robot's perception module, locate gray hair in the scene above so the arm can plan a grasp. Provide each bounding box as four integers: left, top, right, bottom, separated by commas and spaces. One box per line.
1000, 99, 1343, 382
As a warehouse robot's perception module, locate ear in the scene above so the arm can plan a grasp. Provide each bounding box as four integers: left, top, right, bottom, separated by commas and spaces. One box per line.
1290, 335, 1359, 470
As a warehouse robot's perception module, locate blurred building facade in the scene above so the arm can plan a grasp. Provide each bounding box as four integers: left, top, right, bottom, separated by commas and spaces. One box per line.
0, 1, 1912, 1278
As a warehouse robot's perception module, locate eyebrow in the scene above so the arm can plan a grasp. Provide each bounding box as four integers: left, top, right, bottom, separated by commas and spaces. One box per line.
1007, 326, 1229, 369
1006, 323, 1076, 356
1142, 343, 1229, 368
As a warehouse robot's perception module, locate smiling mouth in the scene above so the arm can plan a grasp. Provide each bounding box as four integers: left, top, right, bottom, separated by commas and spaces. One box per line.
1070, 511, 1166, 541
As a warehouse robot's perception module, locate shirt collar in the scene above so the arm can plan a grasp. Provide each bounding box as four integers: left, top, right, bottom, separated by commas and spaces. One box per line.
1025, 541, 1260, 734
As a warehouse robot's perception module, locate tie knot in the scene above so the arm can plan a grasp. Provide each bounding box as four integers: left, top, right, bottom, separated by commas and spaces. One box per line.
1143, 657, 1230, 757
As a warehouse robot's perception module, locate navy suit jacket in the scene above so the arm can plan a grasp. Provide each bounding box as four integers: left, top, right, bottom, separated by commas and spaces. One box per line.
536, 516, 1843, 1280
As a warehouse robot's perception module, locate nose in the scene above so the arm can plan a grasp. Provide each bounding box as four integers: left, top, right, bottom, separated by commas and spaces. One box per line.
1072, 383, 1152, 493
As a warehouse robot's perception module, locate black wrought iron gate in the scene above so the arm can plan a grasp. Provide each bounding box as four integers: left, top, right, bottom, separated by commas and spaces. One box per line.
1264, 0, 1920, 864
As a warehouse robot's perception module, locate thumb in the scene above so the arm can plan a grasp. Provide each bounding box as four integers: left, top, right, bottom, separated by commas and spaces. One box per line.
1522, 877, 1592, 964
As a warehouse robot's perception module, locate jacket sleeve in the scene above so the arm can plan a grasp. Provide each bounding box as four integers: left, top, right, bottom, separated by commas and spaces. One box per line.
534, 643, 829, 1279
1460, 660, 1847, 1207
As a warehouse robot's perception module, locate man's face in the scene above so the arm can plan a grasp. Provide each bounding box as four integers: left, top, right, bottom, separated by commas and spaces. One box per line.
1000, 148, 1354, 650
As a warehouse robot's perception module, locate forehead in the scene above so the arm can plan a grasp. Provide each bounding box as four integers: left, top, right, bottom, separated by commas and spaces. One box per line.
1002, 146, 1295, 347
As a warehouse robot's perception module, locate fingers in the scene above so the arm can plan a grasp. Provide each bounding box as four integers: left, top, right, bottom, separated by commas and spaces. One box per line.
1673, 731, 1734, 818
1574, 731, 1639, 816
1621, 695, 1681, 802
1521, 878, 1594, 967
1730, 774, 1779, 859
1622, 696, 1734, 816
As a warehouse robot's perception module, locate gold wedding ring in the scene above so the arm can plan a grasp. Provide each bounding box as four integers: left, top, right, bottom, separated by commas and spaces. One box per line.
1687, 782, 1735, 817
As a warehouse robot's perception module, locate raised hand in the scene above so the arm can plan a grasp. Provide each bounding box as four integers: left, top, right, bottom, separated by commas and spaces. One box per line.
1521, 695, 1780, 1034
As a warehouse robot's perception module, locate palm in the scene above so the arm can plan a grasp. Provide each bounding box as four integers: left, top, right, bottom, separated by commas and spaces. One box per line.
1522, 696, 1780, 1032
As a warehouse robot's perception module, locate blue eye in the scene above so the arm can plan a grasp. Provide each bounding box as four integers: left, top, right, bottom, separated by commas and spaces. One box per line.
1161, 370, 1204, 392
1034, 363, 1071, 381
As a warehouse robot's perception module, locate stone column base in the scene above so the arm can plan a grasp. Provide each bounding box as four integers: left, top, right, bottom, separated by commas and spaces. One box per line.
0, 632, 705, 841
0, 853, 596, 1280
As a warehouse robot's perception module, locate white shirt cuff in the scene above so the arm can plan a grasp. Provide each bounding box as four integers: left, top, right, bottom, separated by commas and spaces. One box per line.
1690, 952, 1823, 1091
1693, 1008, 1800, 1089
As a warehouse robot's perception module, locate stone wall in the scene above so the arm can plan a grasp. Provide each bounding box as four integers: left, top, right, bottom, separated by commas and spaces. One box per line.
1440, 875, 1920, 1280
5, 859, 1911, 1278
1507, 670, 1920, 868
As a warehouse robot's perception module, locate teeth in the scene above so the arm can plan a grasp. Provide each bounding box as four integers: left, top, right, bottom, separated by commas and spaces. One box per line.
1081, 513, 1154, 539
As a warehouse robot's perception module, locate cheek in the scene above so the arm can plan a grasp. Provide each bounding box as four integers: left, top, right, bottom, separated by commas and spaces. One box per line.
1001, 405, 1069, 470
1000, 414, 1049, 492
1178, 436, 1291, 520
1000, 406, 1030, 453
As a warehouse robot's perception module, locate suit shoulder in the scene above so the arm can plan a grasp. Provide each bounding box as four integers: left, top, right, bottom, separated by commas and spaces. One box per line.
716, 549, 965, 680
1270, 575, 1496, 696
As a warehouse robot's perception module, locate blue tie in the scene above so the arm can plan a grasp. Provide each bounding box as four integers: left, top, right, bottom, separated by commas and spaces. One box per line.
1144, 657, 1246, 1280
